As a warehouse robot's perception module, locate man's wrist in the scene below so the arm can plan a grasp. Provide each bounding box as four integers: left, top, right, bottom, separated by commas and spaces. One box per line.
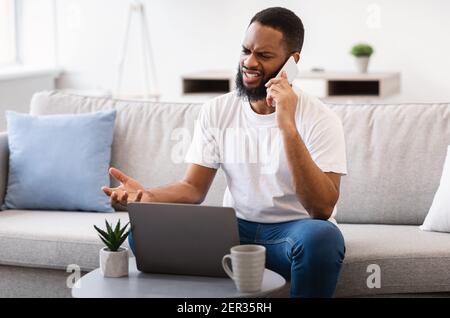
279, 123, 298, 137
142, 189, 156, 202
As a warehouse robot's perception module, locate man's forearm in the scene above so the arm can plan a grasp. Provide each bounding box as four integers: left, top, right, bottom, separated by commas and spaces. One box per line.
144, 181, 204, 204
281, 125, 339, 219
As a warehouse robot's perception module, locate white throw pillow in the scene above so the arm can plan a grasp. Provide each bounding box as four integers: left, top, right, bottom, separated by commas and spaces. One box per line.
420, 145, 450, 232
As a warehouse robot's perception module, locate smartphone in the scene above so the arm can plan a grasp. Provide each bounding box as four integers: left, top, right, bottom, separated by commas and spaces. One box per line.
276, 55, 299, 84
268, 56, 299, 107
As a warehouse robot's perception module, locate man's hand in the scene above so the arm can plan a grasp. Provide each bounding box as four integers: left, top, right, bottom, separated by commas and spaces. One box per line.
265, 71, 298, 131
102, 167, 153, 207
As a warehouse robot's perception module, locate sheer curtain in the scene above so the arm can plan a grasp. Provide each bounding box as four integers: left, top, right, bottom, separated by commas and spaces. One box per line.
0, 0, 16, 65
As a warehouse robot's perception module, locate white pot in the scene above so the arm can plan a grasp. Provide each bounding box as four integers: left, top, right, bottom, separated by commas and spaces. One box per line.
355, 56, 370, 73
99, 247, 129, 278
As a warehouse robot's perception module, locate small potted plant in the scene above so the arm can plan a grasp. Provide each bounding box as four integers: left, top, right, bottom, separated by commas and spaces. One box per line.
94, 219, 130, 278
350, 43, 374, 73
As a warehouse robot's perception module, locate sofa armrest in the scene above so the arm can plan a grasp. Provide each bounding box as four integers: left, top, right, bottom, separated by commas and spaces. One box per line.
0, 132, 9, 205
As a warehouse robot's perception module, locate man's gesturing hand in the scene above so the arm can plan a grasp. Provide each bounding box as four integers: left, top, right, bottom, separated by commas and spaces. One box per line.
102, 167, 152, 207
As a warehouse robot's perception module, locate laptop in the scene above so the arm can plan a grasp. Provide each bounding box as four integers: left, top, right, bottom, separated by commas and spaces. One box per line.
127, 202, 240, 277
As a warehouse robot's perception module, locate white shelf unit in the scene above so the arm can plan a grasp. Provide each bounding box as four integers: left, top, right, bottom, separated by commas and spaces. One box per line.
181, 70, 235, 97
180, 70, 401, 103
294, 71, 401, 102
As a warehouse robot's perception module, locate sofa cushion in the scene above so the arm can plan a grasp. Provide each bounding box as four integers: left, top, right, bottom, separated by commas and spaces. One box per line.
29, 91, 227, 208
420, 145, 450, 232
335, 224, 450, 297
0, 210, 129, 271
330, 103, 450, 224
3, 110, 116, 212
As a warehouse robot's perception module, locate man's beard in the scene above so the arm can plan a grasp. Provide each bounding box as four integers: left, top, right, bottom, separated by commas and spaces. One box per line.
235, 64, 283, 102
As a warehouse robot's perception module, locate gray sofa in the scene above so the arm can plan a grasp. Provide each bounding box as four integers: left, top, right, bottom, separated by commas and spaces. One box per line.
1, 91, 450, 298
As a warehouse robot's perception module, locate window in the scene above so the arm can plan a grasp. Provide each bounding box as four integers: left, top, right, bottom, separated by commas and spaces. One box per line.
0, 0, 17, 65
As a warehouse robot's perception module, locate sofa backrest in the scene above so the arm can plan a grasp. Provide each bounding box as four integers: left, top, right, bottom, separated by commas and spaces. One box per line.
30, 91, 227, 207
30, 91, 450, 225
331, 103, 450, 224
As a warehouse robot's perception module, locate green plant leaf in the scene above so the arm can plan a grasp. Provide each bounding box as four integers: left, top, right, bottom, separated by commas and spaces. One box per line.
113, 224, 121, 248
117, 230, 131, 247
94, 225, 109, 241
350, 43, 374, 57
99, 236, 116, 251
105, 219, 113, 236
109, 231, 119, 250
118, 222, 130, 239
114, 219, 121, 235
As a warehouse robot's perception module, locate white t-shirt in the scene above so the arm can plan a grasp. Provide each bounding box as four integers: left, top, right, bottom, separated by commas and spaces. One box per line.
185, 88, 347, 223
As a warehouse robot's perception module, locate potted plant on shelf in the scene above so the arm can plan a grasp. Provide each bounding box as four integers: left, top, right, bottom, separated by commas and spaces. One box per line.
350, 43, 374, 73
94, 219, 130, 278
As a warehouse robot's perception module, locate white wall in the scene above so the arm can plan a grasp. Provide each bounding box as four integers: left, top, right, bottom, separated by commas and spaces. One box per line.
18, 0, 56, 66
19, 0, 450, 103
0, 70, 58, 131
0, 0, 57, 131
54, 0, 279, 98
299, 0, 450, 103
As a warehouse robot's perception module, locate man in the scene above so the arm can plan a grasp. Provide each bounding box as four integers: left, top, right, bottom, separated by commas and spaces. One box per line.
102, 7, 346, 298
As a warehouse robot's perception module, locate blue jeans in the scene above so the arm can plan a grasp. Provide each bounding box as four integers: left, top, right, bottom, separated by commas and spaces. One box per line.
128, 232, 136, 256
238, 218, 345, 298
128, 217, 345, 298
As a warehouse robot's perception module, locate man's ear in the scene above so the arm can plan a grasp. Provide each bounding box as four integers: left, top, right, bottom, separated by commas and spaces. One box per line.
293, 52, 301, 64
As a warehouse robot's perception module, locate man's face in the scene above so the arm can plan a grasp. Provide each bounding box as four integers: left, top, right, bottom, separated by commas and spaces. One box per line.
236, 22, 289, 102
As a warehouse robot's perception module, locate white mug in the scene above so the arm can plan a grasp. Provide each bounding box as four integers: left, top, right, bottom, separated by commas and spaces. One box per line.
222, 244, 266, 292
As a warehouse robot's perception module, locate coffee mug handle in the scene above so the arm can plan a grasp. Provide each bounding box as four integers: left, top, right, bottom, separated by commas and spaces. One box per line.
222, 254, 234, 279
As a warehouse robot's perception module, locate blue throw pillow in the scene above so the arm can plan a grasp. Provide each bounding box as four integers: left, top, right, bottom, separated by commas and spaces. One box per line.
3, 110, 116, 212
